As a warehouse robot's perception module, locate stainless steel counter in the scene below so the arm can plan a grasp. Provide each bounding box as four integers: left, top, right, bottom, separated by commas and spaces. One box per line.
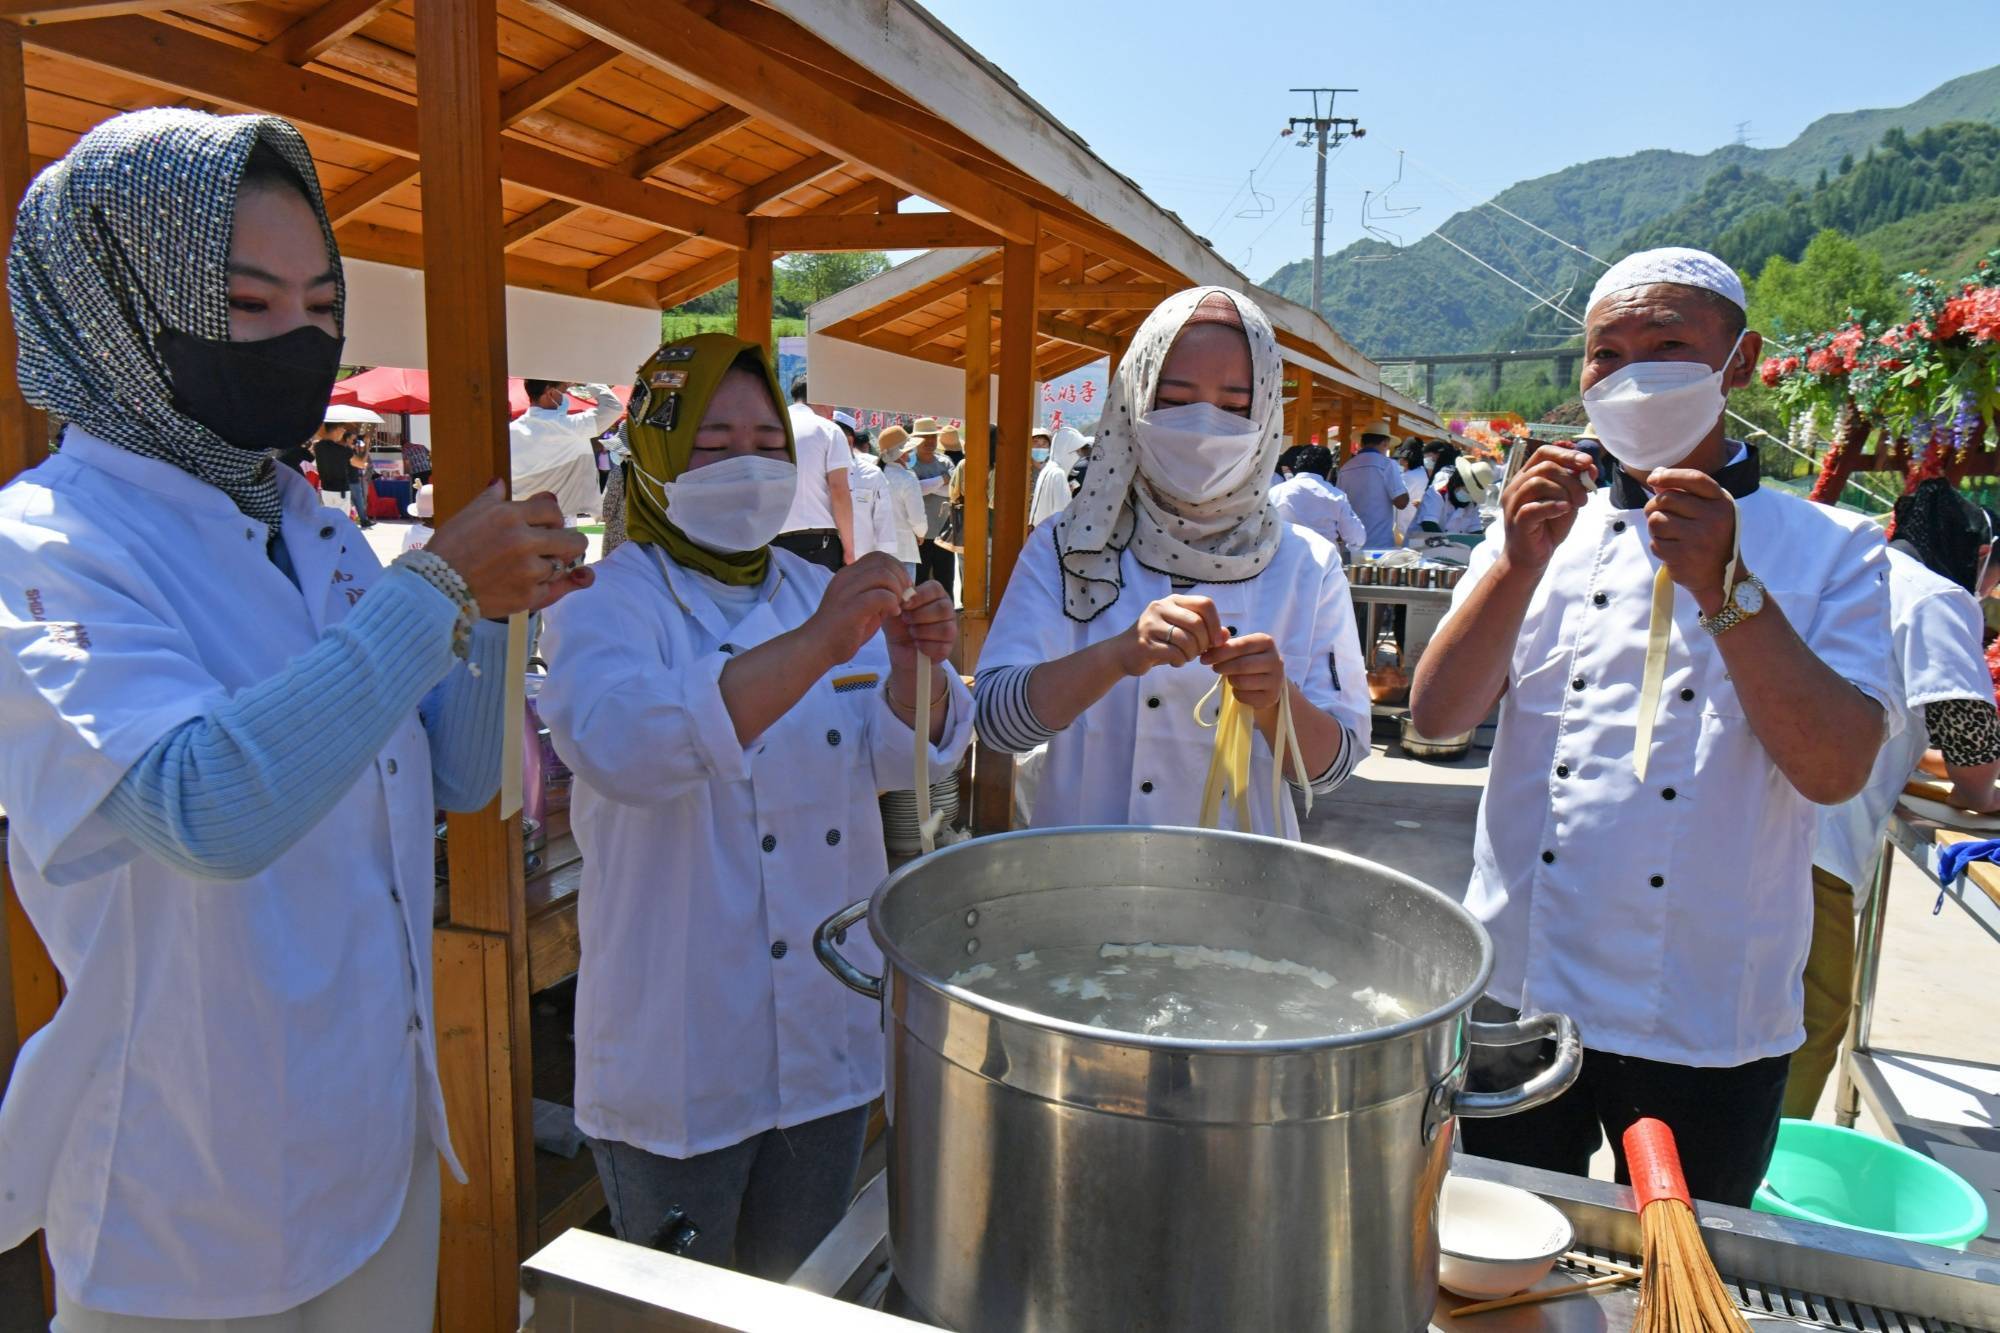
521, 1154, 2000, 1331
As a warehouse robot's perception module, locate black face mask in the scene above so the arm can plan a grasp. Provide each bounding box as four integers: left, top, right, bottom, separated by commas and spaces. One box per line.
156, 322, 344, 454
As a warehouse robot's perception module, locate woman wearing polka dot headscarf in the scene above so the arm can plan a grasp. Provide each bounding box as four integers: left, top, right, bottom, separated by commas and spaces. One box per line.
972, 287, 1370, 837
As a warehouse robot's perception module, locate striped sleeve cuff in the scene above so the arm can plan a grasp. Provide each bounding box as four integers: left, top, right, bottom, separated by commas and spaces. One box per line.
973, 664, 1059, 754
1293, 724, 1361, 796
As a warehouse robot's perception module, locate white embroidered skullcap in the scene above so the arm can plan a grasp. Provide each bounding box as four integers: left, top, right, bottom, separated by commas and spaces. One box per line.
1588, 246, 1745, 314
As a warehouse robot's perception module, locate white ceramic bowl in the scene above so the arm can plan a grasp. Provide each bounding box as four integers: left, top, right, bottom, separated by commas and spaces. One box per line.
1436, 1174, 1574, 1300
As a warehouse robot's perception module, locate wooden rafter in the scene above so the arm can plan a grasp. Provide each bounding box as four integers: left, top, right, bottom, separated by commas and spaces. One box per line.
503, 106, 752, 253
498, 38, 619, 123
20, 17, 747, 247
259, 0, 395, 66
649, 184, 894, 308
0, 0, 182, 20
1038, 281, 1173, 310
537, 0, 1038, 243
831, 254, 1003, 338
761, 210, 993, 252
588, 152, 843, 289
334, 220, 662, 309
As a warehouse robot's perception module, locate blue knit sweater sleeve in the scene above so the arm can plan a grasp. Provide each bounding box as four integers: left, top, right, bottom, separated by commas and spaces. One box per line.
98, 568, 500, 881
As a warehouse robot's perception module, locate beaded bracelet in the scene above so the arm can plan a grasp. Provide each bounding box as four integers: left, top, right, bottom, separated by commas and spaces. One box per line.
393, 549, 482, 670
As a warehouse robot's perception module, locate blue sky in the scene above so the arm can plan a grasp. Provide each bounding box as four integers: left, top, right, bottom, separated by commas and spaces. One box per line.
919, 1, 1998, 282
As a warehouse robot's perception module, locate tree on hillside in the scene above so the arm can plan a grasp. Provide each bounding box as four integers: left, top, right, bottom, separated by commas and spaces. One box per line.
1746, 230, 1898, 339
774, 252, 889, 316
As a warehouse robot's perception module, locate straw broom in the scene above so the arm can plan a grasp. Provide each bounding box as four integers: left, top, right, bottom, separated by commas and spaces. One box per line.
1622, 1118, 1750, 1332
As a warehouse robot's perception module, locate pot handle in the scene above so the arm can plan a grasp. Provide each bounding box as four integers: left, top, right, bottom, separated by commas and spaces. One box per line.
1452, 1011, 1582, 1119
814, 900, 883, 1000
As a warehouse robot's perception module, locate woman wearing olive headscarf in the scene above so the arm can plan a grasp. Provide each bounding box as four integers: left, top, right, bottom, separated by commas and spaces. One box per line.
0, 110, 587, 1328
973, 287, 1370, 836
537, 333, 971, 1278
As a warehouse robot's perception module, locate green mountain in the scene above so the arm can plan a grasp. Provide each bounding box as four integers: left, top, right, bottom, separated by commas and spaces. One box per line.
1262, 65, 2000, 357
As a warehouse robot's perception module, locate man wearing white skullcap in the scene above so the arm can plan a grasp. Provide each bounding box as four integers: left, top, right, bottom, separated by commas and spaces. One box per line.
1410, 246, 1893, 1206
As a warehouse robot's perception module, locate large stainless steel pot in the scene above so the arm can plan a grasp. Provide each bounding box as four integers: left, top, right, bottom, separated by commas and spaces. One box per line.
816, 827, 1579, 1333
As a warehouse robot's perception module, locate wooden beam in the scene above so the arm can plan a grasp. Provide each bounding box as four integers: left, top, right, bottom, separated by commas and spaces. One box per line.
0, 0, 180, 20
838, 254, 1002, 339
537, 0, 1038, 244
0, 23, 42, 486
497, 38, 619, 123
655, 250, 738, 310
587, 154, 839, 289
325, 157, 418, 224
505, 106, 753, 253
625, 105, 750, 180
1038, 314, 1117, 355
500, 199, 578, 251
20, 17, 746, 246
762, 210, 995, 253
961, 284, 992, 616
259, 0, 393, 66
736, 218, 771, 348
1038, 282, 1173, 311
1295, 370, 1316, 446
415, 1, 533, 1328
335, 219, 661, 309
993, 239, 1038, 605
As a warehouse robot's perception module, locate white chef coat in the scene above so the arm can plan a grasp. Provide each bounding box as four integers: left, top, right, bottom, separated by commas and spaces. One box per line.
782, 404, 848, 534
1449, 475, 1894, 1068
848, 450, 889, 558
510, 385, 622, 519
0, 432, 460, 1318
536, 541, 973, 1158
1395, 464, 1430, 538
1269, 473, 1367, 553
878, 462, 928, 565
978, 520, 1370, 837
1816, 546, 1992, 893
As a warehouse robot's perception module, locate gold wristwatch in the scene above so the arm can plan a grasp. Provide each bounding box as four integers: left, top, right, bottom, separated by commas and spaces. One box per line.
1698, 573, 1766, 637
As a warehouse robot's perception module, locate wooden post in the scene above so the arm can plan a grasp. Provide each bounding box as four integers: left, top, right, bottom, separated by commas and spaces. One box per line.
0, 26, 56, 1315
735, 217, 772, 352
416, 3, 532, 1328
1295, 372, 1316, 448
1339, 399, 1355, 459
960, 284, 992, 616
1106, 331, 1131, 382
0, 24, 42, 484
991, 237, 1039, 606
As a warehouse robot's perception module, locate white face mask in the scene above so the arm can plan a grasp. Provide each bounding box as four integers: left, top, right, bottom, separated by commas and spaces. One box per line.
1135, 400, 1264, 500
633, 452, 797, 554
1583, 328, 1747, 473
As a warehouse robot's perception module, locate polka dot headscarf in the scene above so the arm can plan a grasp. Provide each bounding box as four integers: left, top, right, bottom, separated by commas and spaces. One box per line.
8, 108, 343, 531
1051, 286, 1286, 622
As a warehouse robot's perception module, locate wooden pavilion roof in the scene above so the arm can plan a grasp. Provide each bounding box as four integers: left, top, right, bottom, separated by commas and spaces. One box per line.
7, 0, 1437, 431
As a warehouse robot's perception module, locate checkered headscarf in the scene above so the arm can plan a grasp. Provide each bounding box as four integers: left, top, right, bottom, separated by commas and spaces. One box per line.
8, 108, 344, 530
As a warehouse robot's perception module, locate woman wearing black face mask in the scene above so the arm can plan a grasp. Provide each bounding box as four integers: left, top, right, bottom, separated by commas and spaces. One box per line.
0, 110, 593, 1328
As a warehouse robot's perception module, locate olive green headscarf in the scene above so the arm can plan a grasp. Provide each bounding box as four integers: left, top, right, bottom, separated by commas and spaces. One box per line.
622, 332, 794, 586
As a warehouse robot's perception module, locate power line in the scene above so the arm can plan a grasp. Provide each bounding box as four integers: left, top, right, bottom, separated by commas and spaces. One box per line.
1402, 153, 1610, 268
1430, 227, 1581, 327
1200, 130, 1286, 236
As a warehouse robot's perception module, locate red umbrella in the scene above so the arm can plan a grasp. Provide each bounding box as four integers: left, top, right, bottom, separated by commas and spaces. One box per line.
329, 366, 431, 414
331, 369, 631, 421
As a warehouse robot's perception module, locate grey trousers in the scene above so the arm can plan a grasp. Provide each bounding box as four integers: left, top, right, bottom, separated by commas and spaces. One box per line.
589, 1105, 868, 1282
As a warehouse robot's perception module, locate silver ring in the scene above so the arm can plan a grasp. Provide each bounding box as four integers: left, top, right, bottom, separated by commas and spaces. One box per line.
547, 556, 565, 578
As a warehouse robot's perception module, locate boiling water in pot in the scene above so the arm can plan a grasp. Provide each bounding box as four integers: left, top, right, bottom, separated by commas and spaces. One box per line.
946, 941, 1415, 1041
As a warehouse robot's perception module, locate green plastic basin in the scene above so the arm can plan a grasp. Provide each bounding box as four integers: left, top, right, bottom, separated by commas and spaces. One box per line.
1753, 1119, 1988, 1250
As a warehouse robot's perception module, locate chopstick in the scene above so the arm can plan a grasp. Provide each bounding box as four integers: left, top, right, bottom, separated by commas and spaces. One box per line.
1449, 1269, 1638, 1317
1559, 1251, 1643, 1278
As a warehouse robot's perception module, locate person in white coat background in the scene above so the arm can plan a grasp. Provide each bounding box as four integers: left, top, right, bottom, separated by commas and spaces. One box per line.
973, 287, 1370, 838
875, 425, 930, 578
0, 109, 590, 1330
512, 376, 624, 521
1029, 425, 1087, 529
538, 332, 972, 1280
1269, 444, 1367, 558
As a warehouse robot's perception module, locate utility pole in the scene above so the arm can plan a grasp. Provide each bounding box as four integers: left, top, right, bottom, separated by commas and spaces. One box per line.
1287, 87, 1363, 319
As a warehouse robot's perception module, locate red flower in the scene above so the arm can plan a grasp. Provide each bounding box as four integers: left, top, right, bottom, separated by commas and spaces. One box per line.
1759, 356, 1785, 387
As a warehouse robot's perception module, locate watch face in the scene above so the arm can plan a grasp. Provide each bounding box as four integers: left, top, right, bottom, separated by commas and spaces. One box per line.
1735, 580, 1765, 615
